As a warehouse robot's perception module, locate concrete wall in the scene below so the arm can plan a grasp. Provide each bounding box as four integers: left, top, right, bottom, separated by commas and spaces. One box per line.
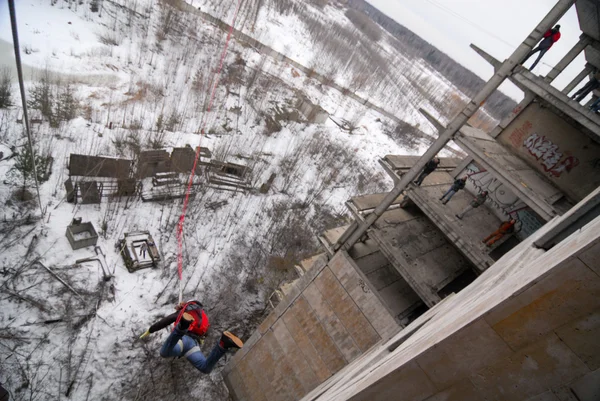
222, 251, 400, 401
461, 162, 544, 239
499, 103, 600, 202
301, 212, 600, 401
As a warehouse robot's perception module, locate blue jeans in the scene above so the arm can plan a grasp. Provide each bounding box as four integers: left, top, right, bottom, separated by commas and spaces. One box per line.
160, 326, 225, 373
440, 188, 456, 202
590, 97, 600, 112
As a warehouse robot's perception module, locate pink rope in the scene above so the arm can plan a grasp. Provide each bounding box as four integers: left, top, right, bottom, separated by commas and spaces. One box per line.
177, 0, 244, 290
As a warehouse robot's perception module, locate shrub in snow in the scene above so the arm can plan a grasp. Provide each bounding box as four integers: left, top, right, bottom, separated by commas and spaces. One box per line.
0, 67, 12, 109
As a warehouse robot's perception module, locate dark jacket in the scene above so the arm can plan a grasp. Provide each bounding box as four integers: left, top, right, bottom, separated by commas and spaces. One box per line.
470, 192, 488, 208
451, 179, 466, 191
423, 159, 440, 174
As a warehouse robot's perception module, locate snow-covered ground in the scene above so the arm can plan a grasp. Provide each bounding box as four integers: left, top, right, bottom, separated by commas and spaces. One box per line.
0, 1, 482, 400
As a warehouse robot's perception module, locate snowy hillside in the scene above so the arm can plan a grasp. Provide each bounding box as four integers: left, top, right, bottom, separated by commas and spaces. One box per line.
1, 0, 480, 400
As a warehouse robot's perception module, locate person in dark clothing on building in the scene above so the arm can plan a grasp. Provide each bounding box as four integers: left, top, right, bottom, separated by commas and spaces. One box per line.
414, 157, 440, 186
483, 219, 516, 247
571, 69, 600, 102
522, 25, 561, 70
139, 300, 243, 373
439, 177, 467, 205
590, 96, 600, 113
456, 191, 488, 219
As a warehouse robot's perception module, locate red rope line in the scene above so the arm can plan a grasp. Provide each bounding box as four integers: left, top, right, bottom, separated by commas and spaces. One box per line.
177, 0, 244, 284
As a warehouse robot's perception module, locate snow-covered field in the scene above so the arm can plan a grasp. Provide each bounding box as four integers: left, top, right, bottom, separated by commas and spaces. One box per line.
0, 0, 480, 400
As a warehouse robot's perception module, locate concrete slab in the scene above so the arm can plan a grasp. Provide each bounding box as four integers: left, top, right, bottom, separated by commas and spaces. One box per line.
416, 318, 512, 389
349, 360, 437, 401
525, 391, 561, 401
421, 379, 483, 401
485, 258, 600, 350
407, 174, 499, 271
578, 240, 600, 277
555, 310, 600, 371
469, 334, 590, 400
570, 368, 600, 401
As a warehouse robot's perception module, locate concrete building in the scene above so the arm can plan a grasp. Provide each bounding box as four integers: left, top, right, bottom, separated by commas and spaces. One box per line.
223, 1, 600, 400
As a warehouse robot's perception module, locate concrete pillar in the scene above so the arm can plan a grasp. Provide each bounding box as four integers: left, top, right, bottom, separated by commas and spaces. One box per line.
562, 63, 594, 95
336, 0, 576, 251
545, 34, 591, 83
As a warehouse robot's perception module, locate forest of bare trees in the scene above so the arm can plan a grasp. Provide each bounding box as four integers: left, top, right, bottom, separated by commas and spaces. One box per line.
346, 0, 517, 120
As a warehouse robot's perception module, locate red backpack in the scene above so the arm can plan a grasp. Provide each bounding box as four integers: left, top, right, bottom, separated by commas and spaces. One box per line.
175, 301, 210, 336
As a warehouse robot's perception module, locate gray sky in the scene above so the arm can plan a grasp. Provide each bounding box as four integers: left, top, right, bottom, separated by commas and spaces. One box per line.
368, 0, 584, 100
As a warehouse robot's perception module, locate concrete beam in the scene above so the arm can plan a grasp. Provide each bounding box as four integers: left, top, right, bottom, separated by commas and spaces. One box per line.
545, 34, 592, 83
512, 68, 600, 142
562, 64, 594, 95
418, 108, 445, 133
450, 155, 475, 178
470, 44, 530, 93
534, 187, 600, 249
470, 44, 502, 71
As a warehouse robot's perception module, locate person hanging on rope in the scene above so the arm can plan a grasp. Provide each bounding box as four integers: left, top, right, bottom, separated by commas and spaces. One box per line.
139, 300, 243, 373
522, 25, 561, 71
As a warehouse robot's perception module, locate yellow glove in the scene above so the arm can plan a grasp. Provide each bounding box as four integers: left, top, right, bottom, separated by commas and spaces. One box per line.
139, 329, 150, 340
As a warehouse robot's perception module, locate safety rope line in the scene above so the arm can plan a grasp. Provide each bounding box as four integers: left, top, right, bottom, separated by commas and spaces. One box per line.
176, 0, 244, 303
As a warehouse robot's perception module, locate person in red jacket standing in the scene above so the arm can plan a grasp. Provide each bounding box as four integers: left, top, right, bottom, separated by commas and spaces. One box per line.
523, 25, 561, 70
139, 300, 243, 373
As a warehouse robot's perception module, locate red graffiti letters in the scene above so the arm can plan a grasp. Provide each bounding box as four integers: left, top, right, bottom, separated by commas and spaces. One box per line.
509, 120, 533, 147
523, 133, 579, 177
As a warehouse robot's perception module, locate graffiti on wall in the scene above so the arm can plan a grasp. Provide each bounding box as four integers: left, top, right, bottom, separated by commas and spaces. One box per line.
508, 120, 580, 178
465, 163, 543, 239
523, 133, 579, 177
